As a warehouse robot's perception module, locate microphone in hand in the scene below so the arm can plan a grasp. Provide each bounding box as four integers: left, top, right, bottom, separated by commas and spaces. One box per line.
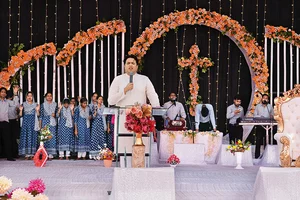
129, 72, 133, 83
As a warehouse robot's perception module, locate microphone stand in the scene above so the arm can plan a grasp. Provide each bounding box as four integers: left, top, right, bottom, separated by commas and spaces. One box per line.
184, 103, 193, 130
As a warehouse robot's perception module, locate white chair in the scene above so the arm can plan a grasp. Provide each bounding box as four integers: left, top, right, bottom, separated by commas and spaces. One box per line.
274, 84, 300, 167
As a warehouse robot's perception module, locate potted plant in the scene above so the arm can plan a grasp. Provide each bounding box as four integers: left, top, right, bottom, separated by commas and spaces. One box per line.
98, 144, 115, 168
226, 140, 251, 169
167, 154, 180, 168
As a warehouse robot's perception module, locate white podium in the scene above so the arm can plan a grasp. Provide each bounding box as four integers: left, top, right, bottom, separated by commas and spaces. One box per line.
109, 168, 175, 200
174, 143, 206, 165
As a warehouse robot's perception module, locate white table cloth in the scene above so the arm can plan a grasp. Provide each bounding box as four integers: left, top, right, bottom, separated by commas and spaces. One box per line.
109, 168, 175, 200
253, 167, 300, 200
174, 144, 206, 165
159, 131, 223, 164
217, 145, 253, 166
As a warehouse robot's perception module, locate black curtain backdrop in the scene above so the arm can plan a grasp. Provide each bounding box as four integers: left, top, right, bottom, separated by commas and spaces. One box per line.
0, 0, 299, 133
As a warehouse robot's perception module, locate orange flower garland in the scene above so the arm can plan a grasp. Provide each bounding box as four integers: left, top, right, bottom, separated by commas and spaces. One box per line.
56, 20, 126, 66
0, 43, 56, 89
265, 25, 300, 47
178, 45, 214, 116
129, 8, 268, 115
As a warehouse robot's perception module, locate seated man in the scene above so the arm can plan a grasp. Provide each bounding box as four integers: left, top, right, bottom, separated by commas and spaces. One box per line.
195, 103, 216, 132
163, 92, 186, 127
254, 94, 274, 158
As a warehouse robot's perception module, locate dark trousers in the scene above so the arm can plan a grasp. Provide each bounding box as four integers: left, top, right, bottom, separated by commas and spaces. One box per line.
255, 126, 265, 158
9, 119, 20, 158
199, 122, 212, 132
0, 121, 13, 159
228, 124, 243, 144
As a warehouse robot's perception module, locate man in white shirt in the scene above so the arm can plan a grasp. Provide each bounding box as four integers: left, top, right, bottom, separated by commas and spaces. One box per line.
254, 94, 274, 158
163, 92, 186, 124
108, 55, 160, 107
195, 104, 216, 132
226, 95, 244, 143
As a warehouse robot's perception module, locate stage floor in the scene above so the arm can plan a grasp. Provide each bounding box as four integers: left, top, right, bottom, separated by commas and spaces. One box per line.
0, 159, 259, 200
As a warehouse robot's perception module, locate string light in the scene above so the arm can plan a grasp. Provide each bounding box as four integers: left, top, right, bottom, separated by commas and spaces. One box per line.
68, 0, 71, 40
30, 0, 33, 48
175, 0, 181, 98
215, 0, 222, 121
79, 0, 82, 30
17, 0, 21, 44
225, 0, 232, 131
263, 0, 267, 44
255, 0, 259, 40
45, 0, 48, 43
55, 0, 58, 46
129, 0, 133, 45
162, 0, 165, 103
237, 0, 245, 94
291, 0, 294, 30
8, 0, 11, 51
138, 0, 143, 35
194, 0, 198, 43
96, 0, 99, 22
181, 0, 188, 57
207, 0, 211, 103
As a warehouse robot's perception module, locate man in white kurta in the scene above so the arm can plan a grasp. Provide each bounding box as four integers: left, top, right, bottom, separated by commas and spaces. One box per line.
108, 73, 160, 107
107, 55, 160, 159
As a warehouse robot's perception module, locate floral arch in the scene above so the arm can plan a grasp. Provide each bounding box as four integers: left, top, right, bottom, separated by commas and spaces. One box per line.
129, 8, 269, 115
265, 25, 300, 47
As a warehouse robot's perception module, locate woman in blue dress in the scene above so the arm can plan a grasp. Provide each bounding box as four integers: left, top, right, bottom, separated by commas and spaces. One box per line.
74, 97, 92, 159
57, 98, 74, 160
39, 92, 57, 159
90, 96, 107, 159
19, 92, 40, 159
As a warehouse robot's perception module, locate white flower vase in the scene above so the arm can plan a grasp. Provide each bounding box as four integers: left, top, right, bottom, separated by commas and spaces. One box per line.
235, 152, 244, 169
170, 164, 177, 168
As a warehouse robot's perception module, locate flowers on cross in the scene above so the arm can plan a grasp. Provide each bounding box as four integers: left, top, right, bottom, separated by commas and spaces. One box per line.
265, 25, 300, 47
39, 125, 53, 143
97, 144, 115, 160
167, 154, 180, 165
0, 177, 48, 200
124, 104, 155, 134
226, 140, 251, 155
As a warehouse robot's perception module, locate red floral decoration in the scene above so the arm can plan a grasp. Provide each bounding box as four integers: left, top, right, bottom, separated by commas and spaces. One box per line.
124, 104, 156, 134
167, 154, 180, 165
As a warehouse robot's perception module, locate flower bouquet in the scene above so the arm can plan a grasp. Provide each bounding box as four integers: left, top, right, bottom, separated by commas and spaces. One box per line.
38, 125, 53, 143
167, 154, 180, 167
227, 140, 251, 169
97, 145, 115, 168
226, 140, 251, 155
124, 104, 156, 145
183, 130, 197, 143
0, 176, 48, 200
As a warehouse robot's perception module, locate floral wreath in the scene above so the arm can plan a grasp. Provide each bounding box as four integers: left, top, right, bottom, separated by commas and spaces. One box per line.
129, 8, 268, 115
265, 25, 300, 47
178, 45, 214, 115
56, 20, 126, 66
0, 43, 56, 88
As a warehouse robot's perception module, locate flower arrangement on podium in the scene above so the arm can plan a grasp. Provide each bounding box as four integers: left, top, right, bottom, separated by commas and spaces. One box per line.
97, 144, 115, 168
227, 140, 251, 169
226, 140, 251, 155
0, 176, 48, 200
167, 154, 180, 168
124, 104, 156, 145
183, 130, 197, 143
33, 125, 52, 167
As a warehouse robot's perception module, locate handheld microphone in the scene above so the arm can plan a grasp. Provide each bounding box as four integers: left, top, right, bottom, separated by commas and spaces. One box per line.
129, 72, 133, 83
